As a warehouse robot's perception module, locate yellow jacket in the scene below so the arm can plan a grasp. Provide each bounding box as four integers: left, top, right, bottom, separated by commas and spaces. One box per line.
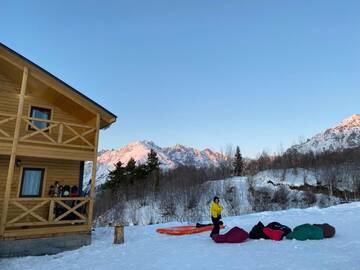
210, 202, 223, 218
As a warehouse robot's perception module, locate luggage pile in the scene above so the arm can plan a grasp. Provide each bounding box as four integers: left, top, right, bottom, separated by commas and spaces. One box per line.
210, 222, 335, 244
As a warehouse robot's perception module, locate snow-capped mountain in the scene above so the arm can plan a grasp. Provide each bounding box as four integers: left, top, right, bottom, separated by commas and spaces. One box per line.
84, 140, 228, 186
291, 114, 360, 154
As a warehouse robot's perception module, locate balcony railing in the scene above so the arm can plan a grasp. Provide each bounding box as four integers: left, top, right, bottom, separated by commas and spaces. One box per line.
0, 112, 16, 141
4, 197, 90, 228
0, 112, 96, 151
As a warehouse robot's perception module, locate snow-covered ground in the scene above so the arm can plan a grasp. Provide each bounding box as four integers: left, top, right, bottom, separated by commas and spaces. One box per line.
2, 202, 360, 270
254, 169, 317, 187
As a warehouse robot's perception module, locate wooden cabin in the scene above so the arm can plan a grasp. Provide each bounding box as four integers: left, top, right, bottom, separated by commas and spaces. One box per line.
0, 43, 116, 257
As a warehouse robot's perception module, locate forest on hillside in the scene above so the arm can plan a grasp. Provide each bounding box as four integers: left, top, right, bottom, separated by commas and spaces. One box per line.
93, 146, 360, 225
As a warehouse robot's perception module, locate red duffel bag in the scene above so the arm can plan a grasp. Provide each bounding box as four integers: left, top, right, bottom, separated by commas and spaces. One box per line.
212, 227, 249, 243
263, 227, 284, 241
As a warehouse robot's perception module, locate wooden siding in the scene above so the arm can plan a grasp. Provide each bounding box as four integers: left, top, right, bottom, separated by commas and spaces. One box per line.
0, 47, 110, 239
0, 73, 19, 139
0, 71, 94, 138
0, 156, 81, 223
0, 70, 96, 158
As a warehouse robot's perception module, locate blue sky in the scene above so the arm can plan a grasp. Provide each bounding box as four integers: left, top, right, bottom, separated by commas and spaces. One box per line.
1, 1, 360, 157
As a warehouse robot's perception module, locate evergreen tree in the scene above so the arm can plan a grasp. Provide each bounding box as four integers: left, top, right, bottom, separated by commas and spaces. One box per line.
134, 164, 149, 180
103, 161, 126, 190
126, 157, 137, 184
146, 149, 160, 173
146, 149, 161, 192
233, 146, 244, 176
125, 157, 136, 175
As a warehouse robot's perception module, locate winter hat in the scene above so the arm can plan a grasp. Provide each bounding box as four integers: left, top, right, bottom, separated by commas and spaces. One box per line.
213, 196, 220, 202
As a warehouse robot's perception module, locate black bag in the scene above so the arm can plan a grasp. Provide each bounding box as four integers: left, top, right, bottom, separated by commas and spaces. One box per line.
266, 222, 292, 237
249, 221, 269, 239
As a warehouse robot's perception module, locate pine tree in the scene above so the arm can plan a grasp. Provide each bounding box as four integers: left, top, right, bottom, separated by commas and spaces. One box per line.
125, 157, 137, 184
103, 161, 126, 190
233, 146, 244, 176
125, 157, 136, 175
146, 149, 161, 192
146, 149, 160, 173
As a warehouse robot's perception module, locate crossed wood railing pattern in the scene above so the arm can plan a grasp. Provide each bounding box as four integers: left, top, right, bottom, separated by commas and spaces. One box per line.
20, 116, 96, 150
0, 112, 16, 141
0, 112, 96, 150
5, 197, 90, 228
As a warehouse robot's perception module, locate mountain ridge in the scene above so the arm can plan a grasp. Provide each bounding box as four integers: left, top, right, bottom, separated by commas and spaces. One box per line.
291, 114, 360, 154
84, 140, 228, 186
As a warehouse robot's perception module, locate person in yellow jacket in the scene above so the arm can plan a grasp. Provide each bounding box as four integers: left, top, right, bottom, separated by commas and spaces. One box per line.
210, 196, 223, 237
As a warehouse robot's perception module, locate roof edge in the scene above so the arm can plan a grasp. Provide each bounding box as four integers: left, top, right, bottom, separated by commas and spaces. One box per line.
0, 42, 117, 122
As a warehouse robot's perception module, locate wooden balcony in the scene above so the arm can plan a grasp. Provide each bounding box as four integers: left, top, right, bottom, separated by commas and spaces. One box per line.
0, 112, 96, 160
0, 197, 90, 238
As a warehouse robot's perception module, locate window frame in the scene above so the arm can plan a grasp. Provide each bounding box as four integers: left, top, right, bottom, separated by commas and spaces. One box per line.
28, 105, 52, 132
19, 167, 45, 198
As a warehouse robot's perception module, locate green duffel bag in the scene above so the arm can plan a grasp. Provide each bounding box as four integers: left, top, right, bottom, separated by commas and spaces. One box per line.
286, 224, 324, 241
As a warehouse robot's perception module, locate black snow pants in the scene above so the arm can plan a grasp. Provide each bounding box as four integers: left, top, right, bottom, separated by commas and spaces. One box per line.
210, 216, 221, 237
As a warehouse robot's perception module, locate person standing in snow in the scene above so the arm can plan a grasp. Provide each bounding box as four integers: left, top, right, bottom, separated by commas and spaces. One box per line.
210, 196, 223, 238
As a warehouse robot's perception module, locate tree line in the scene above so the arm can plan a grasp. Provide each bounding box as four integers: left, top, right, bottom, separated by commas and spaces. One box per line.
94, 147, 245, 220
245, 146, 360, 174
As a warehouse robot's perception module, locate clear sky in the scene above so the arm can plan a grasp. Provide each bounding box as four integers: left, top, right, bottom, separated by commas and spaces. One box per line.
1, 1, 360, 157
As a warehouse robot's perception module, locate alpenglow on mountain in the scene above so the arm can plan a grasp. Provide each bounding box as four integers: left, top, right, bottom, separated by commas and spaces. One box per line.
291, 114, 360, 154
84, 141, 228, 186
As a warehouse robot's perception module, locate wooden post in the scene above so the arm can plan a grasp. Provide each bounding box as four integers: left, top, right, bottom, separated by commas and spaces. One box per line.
57, 123, 63, 143
114, 225, 124, 244
48, 199, 55, 222
87, 114, 100, 231
0, 66, 28, 235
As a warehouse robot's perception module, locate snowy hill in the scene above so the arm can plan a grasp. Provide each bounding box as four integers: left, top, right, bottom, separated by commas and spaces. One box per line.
291, 114, 360, 154
84, 140, 227, 186
95, 170, 339, 226
3, 202, 360, 270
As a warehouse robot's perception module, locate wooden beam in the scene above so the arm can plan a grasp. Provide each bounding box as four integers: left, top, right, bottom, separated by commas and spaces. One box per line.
57, 123, 64, 143
16, 144, 94, 161
87, 114, 100, 231
5, 219, 87, 228
54, 199, 88, 222
63, 125, 95, 147
3, 225, 90, 239
20, 119, 58, 142
8, 200, 49, 224
48, 199, 55, 222
0, 66, 28, 236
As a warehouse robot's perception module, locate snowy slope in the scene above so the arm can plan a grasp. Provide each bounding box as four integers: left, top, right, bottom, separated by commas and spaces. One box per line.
254, 169, 318, 187
95, 172, 339, 226
291, 114, 360, 154
84, 140, 227, 186
3, 202, 360, 270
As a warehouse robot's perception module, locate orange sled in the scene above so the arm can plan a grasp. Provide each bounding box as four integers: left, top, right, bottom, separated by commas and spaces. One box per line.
156, 225, 225, 235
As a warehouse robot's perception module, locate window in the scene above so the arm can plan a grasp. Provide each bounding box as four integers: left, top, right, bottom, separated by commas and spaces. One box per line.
20, 168, 45, 197
29, 106, 51, 130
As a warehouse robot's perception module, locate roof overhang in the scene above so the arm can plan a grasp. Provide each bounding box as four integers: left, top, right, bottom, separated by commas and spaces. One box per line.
0, 42, 117, 129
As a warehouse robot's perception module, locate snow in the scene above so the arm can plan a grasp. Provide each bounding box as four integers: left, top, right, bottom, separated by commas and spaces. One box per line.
83, 140, 228, 187
255, 169, 317, 187
3, 203, 360, 270
95, 174, 339, 226
292, 114, 360, 154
